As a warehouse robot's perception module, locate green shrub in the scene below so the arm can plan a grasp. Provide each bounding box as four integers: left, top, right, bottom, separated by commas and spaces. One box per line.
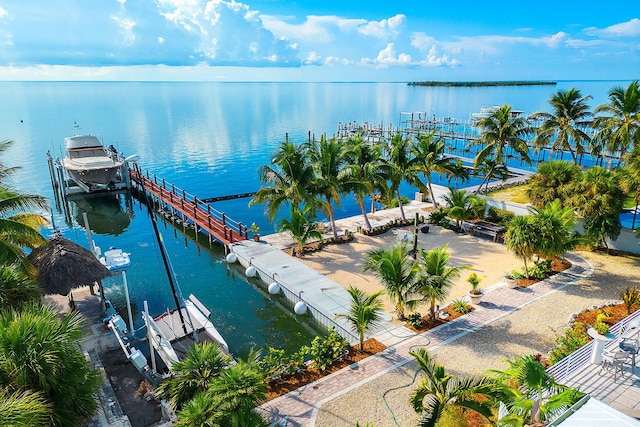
620, 285, 640, 315
308, 329, 349, 371
592, 312, 610, 335
486, 206, 515, 225
260, 347, 287, 380
428, 208, 449, 227
406, 312, 423, 328
548, 322, 590, 365
449, 299, 471, 314
530, 259, 553, 279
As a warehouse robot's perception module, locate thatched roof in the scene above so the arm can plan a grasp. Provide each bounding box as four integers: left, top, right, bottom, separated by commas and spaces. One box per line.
27, 236, 110, 296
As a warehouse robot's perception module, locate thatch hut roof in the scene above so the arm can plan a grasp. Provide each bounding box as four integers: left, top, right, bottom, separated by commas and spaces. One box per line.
27, 236, 110, 296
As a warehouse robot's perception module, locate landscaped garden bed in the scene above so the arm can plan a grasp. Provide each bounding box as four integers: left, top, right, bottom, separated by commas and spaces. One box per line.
510, 257, 572, 288
405, 303, 475, 333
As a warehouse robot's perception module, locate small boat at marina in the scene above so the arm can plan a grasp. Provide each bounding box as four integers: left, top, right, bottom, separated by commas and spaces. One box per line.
97, 246, 131, 271
62, 123, 124, 192
471, 106, 524, 121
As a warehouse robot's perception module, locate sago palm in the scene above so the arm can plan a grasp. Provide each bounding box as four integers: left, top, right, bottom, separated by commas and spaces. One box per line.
335, 285, 385, 351
363, 242, 419, 320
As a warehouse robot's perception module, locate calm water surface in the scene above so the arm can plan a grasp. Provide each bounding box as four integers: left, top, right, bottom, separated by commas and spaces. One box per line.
0, 81, 629, 352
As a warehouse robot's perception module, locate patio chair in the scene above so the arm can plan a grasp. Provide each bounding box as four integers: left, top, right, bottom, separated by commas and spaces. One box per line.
599, 349, 631, 381
619, 334, 640, 370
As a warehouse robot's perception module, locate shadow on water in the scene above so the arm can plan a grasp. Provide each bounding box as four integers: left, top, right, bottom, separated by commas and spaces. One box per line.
64, 192, 133, 236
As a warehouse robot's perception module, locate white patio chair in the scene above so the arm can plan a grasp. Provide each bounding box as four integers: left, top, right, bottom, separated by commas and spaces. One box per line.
599, 349, 631, 381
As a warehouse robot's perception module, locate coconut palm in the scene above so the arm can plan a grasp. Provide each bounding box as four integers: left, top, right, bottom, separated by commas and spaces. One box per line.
414, 244, 470, 320
342, 135, 386, 231
0, 388, 52, 427
411, 132, 459, 209
278, 205, 323, 257
0, 304, 101, 427
156, 341, 233, 411
593, 80, 640, 166
474, 158, 510, 194
491, 354, 583, 426
249, 141, 314, 222
526, 161, 581, 208
0, 263, 41, 311
383, 133, 421, 220
504, 215, 538, 278
442, 187, 481, 230
529, 200, 579, 260
531, 88, 593, 164
409, 348, 498, 427
470, 105, 533, 193
362, 242, 419, 320
335, 285, 385, 351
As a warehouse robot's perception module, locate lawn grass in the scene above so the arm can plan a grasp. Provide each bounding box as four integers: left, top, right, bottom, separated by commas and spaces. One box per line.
487, 183, 530, 204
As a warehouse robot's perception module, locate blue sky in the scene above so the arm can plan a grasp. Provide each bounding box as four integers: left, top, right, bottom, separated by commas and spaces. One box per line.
0, 0, 638, 81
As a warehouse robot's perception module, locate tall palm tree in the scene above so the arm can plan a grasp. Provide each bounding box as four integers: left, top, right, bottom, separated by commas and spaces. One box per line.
335, 285, 385, 351
526, 160, 581, 208
0, 304, 101, 427
384, 133, 421, 220
156, 341, 233, 410
531, 88, 593, 164
304, 135, 351, 241
504, 215, 538, 278
0, 263, 41, 311
409, 348, 498, 427
0, 388, 52, 427
414, 244, 469, 319
278, 205, 323, 257
442, 187, 480, 230
470, 105, 533, 193
411, 132, 458, 209
491, 354, 583, 426
474, 158, 510, 194
249, 141, 314, 222
593, 80, 640, 166
362, 242, 419, 320
342, 135, 386, 230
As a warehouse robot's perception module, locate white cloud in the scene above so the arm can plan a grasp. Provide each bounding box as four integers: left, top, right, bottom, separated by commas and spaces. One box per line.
426, 45, 459, 66
0, 7, 8, 18
585, 18, 640, 38
303, 51, 323, 66
111, 15, 137, 46
261, 14, 366, 43
358, 14, 405, 38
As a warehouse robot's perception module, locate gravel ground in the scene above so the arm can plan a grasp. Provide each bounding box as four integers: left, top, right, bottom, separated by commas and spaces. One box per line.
315, 250, 640, 427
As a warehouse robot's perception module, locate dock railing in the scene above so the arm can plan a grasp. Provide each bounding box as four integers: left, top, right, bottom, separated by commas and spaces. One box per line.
547, 308, 640, 383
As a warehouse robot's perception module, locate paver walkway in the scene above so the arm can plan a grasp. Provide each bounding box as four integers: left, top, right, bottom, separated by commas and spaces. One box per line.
258, 252, 594, 426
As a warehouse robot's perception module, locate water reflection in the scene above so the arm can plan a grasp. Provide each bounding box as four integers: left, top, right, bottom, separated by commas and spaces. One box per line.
67, 193, 133, 235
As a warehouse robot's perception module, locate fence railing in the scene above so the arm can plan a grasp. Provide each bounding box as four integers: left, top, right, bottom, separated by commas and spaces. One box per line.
547, 308, 640, 383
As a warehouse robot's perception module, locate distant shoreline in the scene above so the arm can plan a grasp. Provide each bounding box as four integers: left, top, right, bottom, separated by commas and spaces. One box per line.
407, 81, 557, 87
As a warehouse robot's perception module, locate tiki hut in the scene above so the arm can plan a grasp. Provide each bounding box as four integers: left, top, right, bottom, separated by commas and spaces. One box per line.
27, 235, 110, 296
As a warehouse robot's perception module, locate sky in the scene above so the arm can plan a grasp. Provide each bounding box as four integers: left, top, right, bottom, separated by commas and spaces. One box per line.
0, 0, 638, 82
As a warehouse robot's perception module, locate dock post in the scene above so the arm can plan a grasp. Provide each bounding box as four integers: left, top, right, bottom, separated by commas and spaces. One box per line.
221, 212, 225, 225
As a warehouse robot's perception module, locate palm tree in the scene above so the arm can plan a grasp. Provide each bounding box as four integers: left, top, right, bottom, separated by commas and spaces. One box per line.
526, 161, 581, 208
383, 133, 421, 220
620, 146, 640, 228
0, 388, 52, 427
249, 141, 314, 222
470, 105, 533, 193
0, 263, 41, 311
442, 187, 480, 230
156, 341, 233, 410
593, 81, 640, 166
278, 205, 323, 257
504, 215, 538, 278
529, 199, 578, 260
414, 244, 469, 319
474, 158, 510, 194
491, 354, 583, 426
409, 348, 498, 427
304, 135, 351, 241
342, 135, 386, 231
566, 166, 625, 219
362, 242, 419, 320
531, 88, 593, 164
335, 285, 385, 351
0, 304, 101, 427
411, 132, 458, 209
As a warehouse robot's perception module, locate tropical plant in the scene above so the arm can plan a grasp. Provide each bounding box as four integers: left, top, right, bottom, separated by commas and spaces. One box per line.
491, 354, 583, 426
474, 157, 510, 194
529, 199, 579, 260
0, 388, 52, 427
410, 348, 498, 427
0, 263, 41, 311
0, 304, 101, 427
249, 141, 314, 222
362, 242, 420, 320
406, 312, 424, 328
335, 285, 384, 352
428, 208, 449, 227
466, 272, 483, 295
442, 187, 481, 229
383, 133, 421, 220
593, 80, 640, 166
548, 323, 590, 365
411, 132, 459, 209
278, 205, 323, 257
449, 299, 472, 314
307, 329, 350, 371
620, 145, 640, 228
504, 215, 538, 278
156, 341, 233, 410
531, 88, 593, 164
620, 285, 640, 315
526, 160, 581, 208
414, 244, 470, 319
592, 313, 610, 335
470, 105, 533, 193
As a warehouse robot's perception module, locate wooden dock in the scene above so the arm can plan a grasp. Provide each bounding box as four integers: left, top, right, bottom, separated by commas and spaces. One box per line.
129, 168, 248, 247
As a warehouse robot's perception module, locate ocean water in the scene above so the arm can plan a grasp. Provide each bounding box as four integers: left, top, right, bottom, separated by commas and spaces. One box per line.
0, 80, 630, 352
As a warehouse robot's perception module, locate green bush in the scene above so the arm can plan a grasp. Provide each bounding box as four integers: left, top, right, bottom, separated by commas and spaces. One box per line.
428, 208, 450, 227
548, 322, 590, 365
592, 313, 610, 335
486, 206, 515, 225
449, 299, 471, 314
406, 312, 423, 328
620, 285, 640, 315
308, 329, 349, 371
530, 259, 553, 279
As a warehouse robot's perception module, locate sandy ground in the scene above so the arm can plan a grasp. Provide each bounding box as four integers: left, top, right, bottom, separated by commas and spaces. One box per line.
297, 222, 523, 315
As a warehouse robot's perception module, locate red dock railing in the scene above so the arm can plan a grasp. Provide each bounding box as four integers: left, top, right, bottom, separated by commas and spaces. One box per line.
129, 168, 248, 246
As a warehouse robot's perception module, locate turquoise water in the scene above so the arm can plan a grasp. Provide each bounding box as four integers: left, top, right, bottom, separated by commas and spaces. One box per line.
0, 81, 628, 353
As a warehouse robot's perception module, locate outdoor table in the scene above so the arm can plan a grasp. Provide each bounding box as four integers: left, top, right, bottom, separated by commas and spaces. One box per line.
588, 327, 615, 364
